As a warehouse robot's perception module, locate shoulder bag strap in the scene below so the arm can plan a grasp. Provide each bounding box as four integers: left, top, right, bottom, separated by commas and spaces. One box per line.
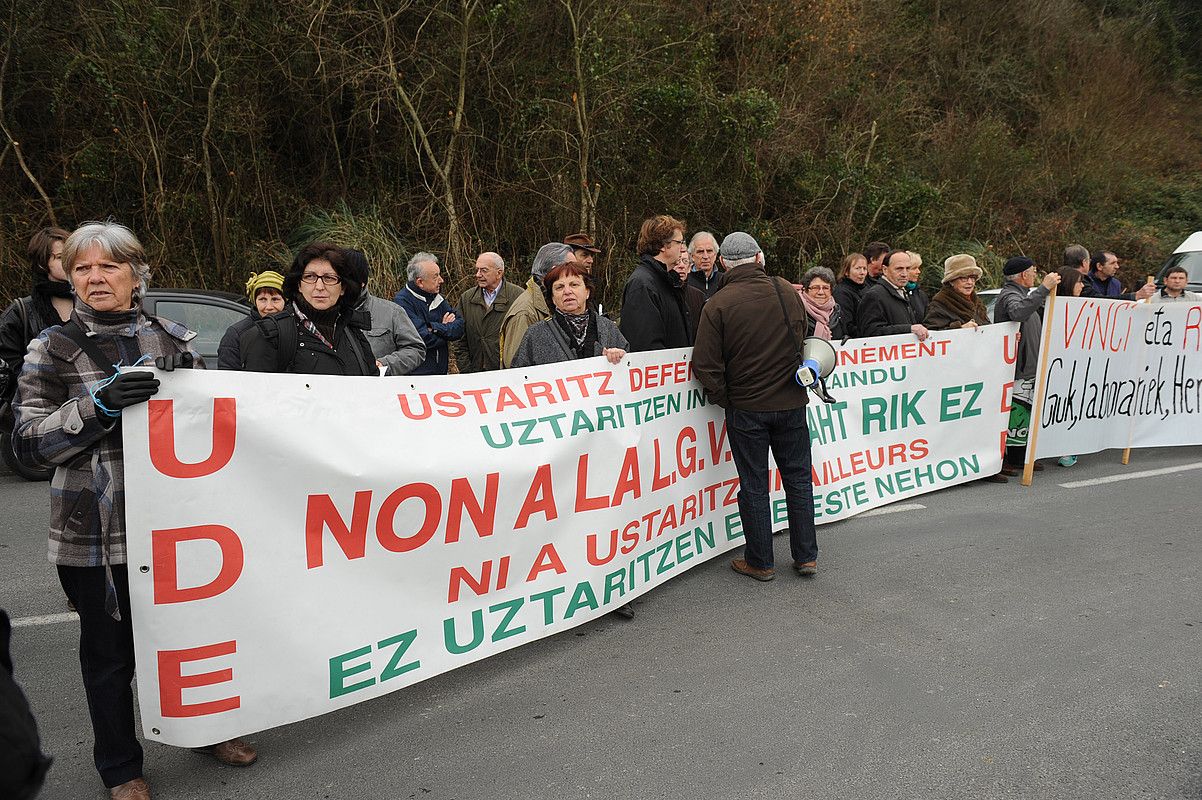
57, 321, 118, 378
770, 276, 804, 363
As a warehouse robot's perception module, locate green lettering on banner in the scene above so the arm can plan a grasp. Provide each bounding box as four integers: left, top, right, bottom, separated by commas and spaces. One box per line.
329, 645, 374, 698
939, 383, 983, 421
861, 391, 926, 433
443, 611, 485, 655
725, 511, 743, 541
530, 586, 566, 625
488, 598, 526, 642
603, 567, 628, 604
772, 498, 787, 525
694, 521, 716, 551
571, 409, 596, 435
565, 580, 599, 619
675, 529, 695, 565
377, 630, 420, 683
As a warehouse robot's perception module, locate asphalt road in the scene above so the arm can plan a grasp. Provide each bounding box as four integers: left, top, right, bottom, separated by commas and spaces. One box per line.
3, 448, 1200, 800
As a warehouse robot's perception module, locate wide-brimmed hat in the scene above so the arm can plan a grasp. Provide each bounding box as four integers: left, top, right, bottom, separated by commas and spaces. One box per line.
245, 270, 285, 302
941, 254, 983, 284
563, 233, 602, 254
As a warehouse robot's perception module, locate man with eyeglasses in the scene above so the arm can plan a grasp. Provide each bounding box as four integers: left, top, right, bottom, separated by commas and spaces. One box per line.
454, 251, 522, 372
394, 252, 465, 375
619, 214, 694, 352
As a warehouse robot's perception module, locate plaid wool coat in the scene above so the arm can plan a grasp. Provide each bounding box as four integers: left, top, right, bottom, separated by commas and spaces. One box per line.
13, 301, 202, 568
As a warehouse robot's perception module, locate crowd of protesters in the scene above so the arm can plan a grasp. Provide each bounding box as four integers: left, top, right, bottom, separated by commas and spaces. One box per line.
0, 216, 1183, 800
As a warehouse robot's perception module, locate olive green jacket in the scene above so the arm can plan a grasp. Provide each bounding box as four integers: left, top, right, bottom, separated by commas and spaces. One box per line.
453, 280, 523, 372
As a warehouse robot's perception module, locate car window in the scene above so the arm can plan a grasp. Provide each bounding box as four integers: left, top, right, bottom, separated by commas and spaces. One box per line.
153, 300, 247, 360
1156, 252, 1202, 285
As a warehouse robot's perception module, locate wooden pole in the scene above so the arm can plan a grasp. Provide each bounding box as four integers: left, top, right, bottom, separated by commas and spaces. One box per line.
1022, 289, 1058, 487
1119, 274, 1156, 466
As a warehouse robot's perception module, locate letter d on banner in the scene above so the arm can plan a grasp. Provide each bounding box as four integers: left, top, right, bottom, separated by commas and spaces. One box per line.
152, 525, 244, 604
148, 398, 236, 478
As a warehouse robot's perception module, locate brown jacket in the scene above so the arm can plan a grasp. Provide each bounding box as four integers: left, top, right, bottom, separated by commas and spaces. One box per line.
692, 264, 809, 411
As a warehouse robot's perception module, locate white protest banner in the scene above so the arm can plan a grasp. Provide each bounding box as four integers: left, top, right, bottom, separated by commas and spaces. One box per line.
122, 327, 1014, 747
1032, 296, 1202, 458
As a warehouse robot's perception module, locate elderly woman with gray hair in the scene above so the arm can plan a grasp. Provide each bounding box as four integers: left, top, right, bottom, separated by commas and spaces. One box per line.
795, 266, 848, 340
13, 221, 256, 800
499, 241, 576, 368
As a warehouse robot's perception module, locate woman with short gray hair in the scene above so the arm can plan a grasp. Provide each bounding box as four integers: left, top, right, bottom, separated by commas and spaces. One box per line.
796, 266, 847, 340
13, 221, 256, 799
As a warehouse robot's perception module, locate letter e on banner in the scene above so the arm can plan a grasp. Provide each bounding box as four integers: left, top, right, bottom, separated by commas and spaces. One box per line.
158, 641, 240, 717
148, 398, 236, 478
152, 526, 244, 604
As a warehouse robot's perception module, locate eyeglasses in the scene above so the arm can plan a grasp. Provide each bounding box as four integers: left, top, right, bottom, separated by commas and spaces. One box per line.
806, 284, 831, 293
300, 273, 341, 286
669, 239, 685, 246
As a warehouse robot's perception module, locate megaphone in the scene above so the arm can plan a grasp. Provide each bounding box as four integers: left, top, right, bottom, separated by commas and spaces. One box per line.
793, 336, 838, 404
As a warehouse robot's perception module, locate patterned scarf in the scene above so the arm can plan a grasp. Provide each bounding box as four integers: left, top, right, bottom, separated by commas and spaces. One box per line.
293, 302, 336, 349
553, 310, 598, 359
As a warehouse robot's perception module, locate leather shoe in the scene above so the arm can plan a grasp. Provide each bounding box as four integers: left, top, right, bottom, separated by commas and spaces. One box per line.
793, 560, 817, 576
194, 738, 258, 767
731, 558, 775, 581
612, 602, 634, 619
110, 777, 151, 800
999, 464, 1019, 477
982, 473, 1009, 483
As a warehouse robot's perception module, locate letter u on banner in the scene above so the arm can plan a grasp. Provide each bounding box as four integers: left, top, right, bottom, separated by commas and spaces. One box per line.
148, 398, 236, 478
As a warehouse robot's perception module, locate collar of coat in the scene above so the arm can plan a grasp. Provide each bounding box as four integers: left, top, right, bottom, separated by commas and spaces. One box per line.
406, 282, 446, 311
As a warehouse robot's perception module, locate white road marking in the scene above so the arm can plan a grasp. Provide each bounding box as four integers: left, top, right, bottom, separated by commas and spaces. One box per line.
860, 502, 926, 517
1059, 460, 1202, 489
11, 612, 78, 628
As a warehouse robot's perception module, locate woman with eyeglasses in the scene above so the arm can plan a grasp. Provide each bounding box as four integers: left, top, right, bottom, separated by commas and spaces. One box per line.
242, 242, 375, 375
922, 254, 991, 332
795, 267, 847, 341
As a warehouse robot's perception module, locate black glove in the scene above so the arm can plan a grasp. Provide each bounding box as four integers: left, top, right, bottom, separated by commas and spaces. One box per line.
95, 371, 160, 413
155, 352, 194, 372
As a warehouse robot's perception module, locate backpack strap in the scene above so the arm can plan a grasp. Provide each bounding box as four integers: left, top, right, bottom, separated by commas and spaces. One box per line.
57, 321, 118, 378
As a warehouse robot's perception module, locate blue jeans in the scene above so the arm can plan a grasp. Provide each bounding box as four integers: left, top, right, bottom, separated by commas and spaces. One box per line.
726, 406, 818, 570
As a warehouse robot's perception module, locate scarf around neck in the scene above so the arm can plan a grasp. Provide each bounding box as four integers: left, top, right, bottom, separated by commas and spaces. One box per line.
798, 288, 835, 339
552, 309, 598, 359
930, 285, 986, 324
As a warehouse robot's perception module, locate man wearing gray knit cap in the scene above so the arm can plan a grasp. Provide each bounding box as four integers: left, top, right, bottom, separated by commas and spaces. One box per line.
693, 232, 819, 581
499, 242, 576, 368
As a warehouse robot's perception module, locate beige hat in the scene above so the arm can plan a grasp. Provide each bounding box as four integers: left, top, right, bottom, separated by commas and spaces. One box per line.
942, 254, 982, 284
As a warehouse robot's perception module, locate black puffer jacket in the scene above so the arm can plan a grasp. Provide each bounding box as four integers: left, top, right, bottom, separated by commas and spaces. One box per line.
619, 254, 693, 352
0, 287, 64, 407
241, 304, 375, 375
832, 277, 863, 338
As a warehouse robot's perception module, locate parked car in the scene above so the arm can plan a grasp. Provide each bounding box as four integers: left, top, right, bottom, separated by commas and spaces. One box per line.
1, 288, 250, 481
1154, 232, 1202, 291
980, 288, 1001, 322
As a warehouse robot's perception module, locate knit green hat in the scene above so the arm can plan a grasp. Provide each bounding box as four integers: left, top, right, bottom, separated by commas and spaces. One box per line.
245, 270, 285, 302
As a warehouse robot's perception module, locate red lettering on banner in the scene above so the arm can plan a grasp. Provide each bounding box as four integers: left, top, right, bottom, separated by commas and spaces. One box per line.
526, 543, 566, 581
306, 491, 371, 568
1185, 307, 1202, 352
397, 393, 432, 420
376, 483, 442, 553
152, 526, 243, 604
158, 641, 239, 717
445, 474, 498, 542
514, 464, 557, 530
433, 392, 465, 417
1003, 334, 1018, 365
147, 398, 236, 478
1001, 381, 1014, 412
652, 439, 675, 490
575, 454, 609, 512
448, 555, 510, 602
611, 447, 642, 505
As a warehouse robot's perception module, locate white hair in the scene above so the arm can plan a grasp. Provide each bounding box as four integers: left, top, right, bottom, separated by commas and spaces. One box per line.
63, 221, 152, 303
406, 252, 439, 283
688, 231, 719, 255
